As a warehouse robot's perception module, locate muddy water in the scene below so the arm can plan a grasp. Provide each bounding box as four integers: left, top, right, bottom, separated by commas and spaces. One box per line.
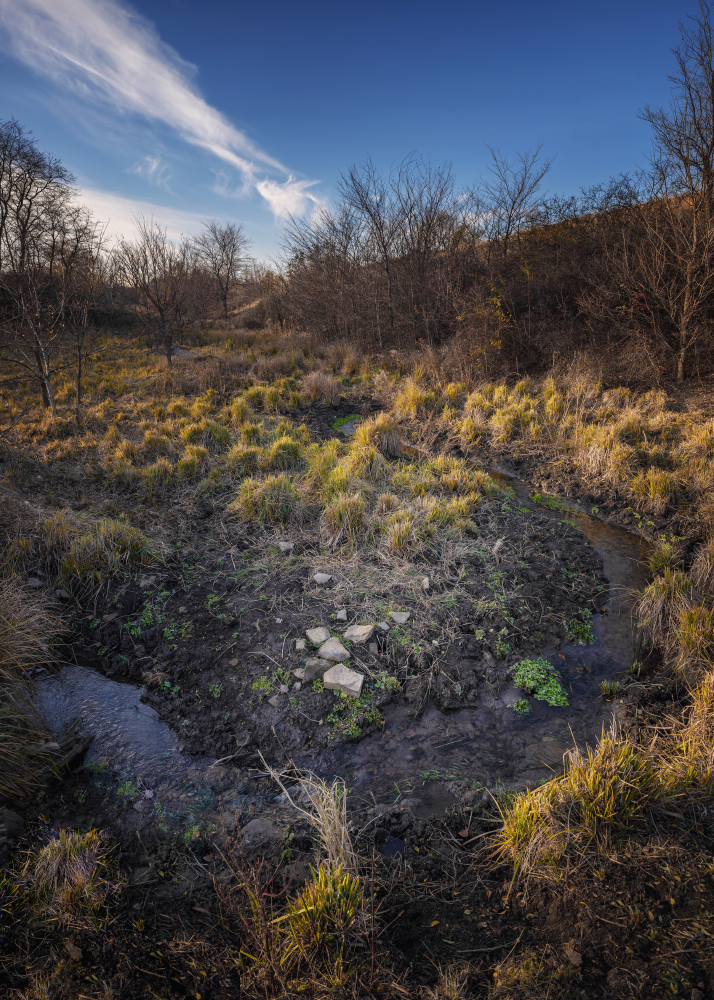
34, 666, 214, 827
33, 470, 649, 823
326, 470, 650, 814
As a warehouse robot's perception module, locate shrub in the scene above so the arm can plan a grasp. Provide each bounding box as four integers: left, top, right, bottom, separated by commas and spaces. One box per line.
302, 371, 341, 405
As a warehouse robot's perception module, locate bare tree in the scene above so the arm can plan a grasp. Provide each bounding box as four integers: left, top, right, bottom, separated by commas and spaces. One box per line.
114, 217, 199, 366
479, 145, 552, 260
191, 219, 251, 318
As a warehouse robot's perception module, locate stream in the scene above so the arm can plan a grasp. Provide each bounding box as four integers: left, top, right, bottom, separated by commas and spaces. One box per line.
33, 470, 649, 826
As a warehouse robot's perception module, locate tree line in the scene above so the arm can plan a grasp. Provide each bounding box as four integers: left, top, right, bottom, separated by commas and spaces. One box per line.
0, 117, 253, 419
272, 2, 714, 384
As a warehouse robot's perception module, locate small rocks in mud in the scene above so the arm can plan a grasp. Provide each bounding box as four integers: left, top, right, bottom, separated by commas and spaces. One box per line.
312, 572, 332, 585
323, 664, 364, 697
306, 626, 330, 644
304, 658, 331, 681
344, 623, 374, 643
317, 638, 350, 661
295, 639, 306, 651
390, 611, 411, 625
278, 541, 294, 553
335, 609, 348, 621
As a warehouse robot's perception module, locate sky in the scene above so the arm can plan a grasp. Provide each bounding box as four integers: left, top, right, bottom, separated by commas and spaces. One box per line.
0, 0, 694, 262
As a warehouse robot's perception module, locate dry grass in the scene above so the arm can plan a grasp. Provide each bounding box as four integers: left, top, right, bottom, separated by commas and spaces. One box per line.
0, 578, 56, 681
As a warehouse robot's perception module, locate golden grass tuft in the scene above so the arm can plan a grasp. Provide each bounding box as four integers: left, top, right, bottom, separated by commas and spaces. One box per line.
230, 474, 302, 525
20, 828, 113, 926
354, 412, 401, 458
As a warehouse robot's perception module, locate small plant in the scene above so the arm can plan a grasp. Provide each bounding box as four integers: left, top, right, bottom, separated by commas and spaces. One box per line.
21, 828, 112, 926
205, 593, 221, 610
183, 823, 200, 844
313, 678, 324, 693
513, 698, 530, 714
252, 675, 273, 698
599, 680, 622, 698
117, 780, 138, 801
509, 657, 568, 706
73, 788, 87, 804
568, 609, 595, 645
208, 683, 222, 699
630, 660, 642, 676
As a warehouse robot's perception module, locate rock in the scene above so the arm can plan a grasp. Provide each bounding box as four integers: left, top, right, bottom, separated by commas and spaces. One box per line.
103, 613, 119, 623
377, 621, 390, 631
422, 577, 430, 590
26, 577, 43, 589
294, 668, 305, 680
317, 638, 350, 661
240, 818, 280, 851
229, 658, 239, 667
336, 609, 348, 621
344, 623, 374, 644
295, 639, 306, 651
303, 658, 331, 681
64, 940, 82, 962
0, 808, 25, 840
179, 606, 188, 613
268, 694, 283, 708
292, 682, 302, 692
390, 611, 411, 625
279, 684, 289, 694
563, 941, 582, 967
313, 573, 332, 585
369, 643, 378, 654
278, 541, 295, 553
139, 575, 156, 589
306, 627, 330, 644
323, 664, 364, 697
55, 588, 70, 601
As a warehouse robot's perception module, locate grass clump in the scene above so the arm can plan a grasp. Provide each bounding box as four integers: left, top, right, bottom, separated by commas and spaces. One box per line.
230, 474, 302, 525
508, 657, 568, 706
19, 828, 113, 927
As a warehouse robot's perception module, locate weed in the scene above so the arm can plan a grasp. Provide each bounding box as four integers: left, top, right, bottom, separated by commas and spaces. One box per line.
508, 657, 568, 706
209, 683, 222, 699
20, 828, 112, 926
599, 680, 622, 698
513, 698, 531, 714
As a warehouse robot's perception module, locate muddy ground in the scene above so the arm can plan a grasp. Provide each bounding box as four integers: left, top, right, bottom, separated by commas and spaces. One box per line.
2, 401, 712, 998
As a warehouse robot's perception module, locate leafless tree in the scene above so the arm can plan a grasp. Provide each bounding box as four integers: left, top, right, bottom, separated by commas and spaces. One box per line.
114, 217, 200, 366
479, 145, 552, 260
191, 219, 251, 318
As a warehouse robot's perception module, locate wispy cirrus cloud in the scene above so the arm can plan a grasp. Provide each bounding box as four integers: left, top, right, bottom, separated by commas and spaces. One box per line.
127, 154, 173, 193
79, 186, 208, 243
0, 0, 323, 217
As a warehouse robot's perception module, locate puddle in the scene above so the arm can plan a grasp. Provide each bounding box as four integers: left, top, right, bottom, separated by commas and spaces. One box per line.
34, 666, 214, 829
326, 469, 650, 812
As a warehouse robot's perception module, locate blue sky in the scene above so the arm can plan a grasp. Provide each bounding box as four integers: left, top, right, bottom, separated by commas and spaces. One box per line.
0, 0, 691, 260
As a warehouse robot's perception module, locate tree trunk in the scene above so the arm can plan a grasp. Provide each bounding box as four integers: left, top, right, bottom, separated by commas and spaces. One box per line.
677, 342, 686, 381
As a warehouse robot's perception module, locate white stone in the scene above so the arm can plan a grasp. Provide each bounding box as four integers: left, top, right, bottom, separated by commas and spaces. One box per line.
306, 627, 330, 644
295, 638, 306, 651
313, 573, 332, 585
268, 695, 282, 707
422, 576, 430, 590
323, 664, 363, 697
303, 658, 331, 681
344, 623, 374, 644
294, 668, 305, 680
26, 577, 43, 589
377, 621, 390, 631
317, 638, 350, 661
336, 609, 348, 621
278, 541, 294, 553
292, 681, 302, 692
390, 611, 411, 625
368, 643, 378, 654
279, 684, 289, 694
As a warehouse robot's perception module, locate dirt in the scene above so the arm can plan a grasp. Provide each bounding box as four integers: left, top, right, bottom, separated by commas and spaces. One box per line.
4, 400, 709, 998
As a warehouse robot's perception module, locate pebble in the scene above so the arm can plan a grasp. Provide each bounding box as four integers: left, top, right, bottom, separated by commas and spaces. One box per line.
26, 577, 43, 589
422, 577, 430, 590
368, 643, 379, 654
278, 541, 295, 553
336, 609, 348, 621
294, 668, 305, 680
295, 639, 306, 651
279, 684, 289, 694
313, 573, 332, 585
306, 627, 330, 644
317, 638, 350, 661
268, 694, 282, 707
292, 681, 302, 692
377, 621, 390, 631
390, 611, 411, 625
323, 664, 363, 697
55, 588, 70, 601
344, 623, 374, 643
229, 658, 239, 667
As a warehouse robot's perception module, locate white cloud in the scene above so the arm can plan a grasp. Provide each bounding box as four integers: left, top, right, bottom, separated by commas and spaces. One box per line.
127, 154, 173, 193
256, 177, 325, 220
0, 0, 319, 215
79, 186, 207, 244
